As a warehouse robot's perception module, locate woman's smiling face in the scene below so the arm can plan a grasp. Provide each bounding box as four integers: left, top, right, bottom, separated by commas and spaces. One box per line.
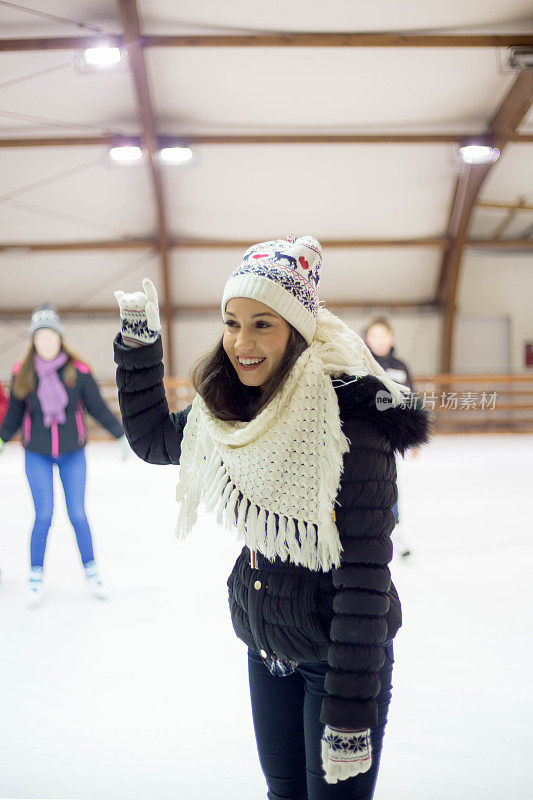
223, 297, 291, 391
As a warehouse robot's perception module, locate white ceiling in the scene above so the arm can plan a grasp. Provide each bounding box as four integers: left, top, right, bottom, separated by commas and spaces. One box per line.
163, 143, 456, 239
137, 1, 533, 35
1, 1, 531, 36
0, 1, 531, 312
1, 249, 159, 308
0, 147, 155, 241
148, 48, 515, 135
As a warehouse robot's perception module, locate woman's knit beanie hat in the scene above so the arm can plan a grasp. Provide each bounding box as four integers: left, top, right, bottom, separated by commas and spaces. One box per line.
221, 234, 322, 345
29, 303, 64, 338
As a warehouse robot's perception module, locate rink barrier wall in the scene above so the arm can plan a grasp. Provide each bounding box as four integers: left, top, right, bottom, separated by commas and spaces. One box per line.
1, 373, 532, 438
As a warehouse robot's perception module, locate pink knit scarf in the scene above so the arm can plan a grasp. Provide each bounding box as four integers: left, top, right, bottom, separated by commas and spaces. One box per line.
34, 352, 68, 428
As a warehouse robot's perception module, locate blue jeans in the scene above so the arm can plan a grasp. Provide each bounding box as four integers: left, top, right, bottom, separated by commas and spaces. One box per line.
391, 500, 399, 525
25, 449, 95, 569
247, 642, 394, 800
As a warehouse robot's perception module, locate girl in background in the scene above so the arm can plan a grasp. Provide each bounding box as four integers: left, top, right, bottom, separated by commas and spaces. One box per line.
0, 303, 127, 607
364, 316, 419, 558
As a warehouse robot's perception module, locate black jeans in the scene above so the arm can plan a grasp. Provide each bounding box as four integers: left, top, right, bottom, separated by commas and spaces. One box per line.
247, 642, 394, 800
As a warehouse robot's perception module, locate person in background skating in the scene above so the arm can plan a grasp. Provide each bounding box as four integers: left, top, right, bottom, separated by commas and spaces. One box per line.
363, 316, 419, 558
113, 236, 430, 798
0, 303, 128, 607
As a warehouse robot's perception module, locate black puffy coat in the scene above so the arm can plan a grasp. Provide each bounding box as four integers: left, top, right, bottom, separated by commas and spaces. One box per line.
369, 346, 415, 392
114, 333, 431, 730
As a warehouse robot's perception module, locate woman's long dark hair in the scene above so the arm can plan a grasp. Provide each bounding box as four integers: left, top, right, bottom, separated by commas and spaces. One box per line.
191, 324, 308, 421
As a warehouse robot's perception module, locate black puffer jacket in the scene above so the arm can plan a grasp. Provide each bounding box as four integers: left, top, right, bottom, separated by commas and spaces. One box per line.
114, 333, 431, 730
369, 346, 415, 392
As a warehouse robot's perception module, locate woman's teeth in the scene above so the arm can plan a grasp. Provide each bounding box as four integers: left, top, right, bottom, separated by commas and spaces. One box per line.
237, 357, 266, 369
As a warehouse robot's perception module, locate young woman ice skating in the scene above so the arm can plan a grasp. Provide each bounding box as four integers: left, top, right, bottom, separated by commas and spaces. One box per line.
0, 303, 128, 606
113, 236, 430, 799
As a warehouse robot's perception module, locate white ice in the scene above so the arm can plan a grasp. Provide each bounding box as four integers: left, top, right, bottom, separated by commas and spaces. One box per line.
0, 435, 532, 800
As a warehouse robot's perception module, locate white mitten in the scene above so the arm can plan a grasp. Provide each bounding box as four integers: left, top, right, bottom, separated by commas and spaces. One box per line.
114, 278, 161, 347
321, 725, 372, 784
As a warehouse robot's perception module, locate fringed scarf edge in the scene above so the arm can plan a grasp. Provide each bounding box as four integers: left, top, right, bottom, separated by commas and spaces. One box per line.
174, 390, 350, 572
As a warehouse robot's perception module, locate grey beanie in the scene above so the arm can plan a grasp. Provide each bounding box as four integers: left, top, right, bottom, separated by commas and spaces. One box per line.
29, 303, 64, 338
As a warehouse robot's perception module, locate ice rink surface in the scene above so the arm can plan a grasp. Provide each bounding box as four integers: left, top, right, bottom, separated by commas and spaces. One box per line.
0, 434, 532, 800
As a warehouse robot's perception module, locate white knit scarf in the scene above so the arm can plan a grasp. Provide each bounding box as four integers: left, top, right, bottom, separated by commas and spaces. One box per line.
175, 306, 410, 572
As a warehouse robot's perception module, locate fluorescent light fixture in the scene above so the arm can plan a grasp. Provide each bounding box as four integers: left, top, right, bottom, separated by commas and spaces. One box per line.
0, 246, 31, 257
108, 145, 143, 164
158, 146, 193, 165
83, 46, 122, 68
459, 145, 500, 165
508, 46, 533, 69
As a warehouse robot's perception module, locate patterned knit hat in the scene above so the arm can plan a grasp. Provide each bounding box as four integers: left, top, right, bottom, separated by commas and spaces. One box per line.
221, 234, 322, 345
29, 303, 64, 338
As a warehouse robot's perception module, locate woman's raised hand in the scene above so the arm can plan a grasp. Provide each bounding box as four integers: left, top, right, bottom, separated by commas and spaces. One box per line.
114, 278, 161, 347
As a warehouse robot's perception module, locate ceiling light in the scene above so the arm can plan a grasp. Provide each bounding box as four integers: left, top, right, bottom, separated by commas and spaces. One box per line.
158, 146, 193, 165
108, 145, 143, 164
83, 46, 122, 68
508, 47, 533, 69
459, 145, 500, 165
0, 246, 31, 257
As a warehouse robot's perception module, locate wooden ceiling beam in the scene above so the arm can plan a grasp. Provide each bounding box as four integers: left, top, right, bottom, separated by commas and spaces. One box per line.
145, 33, 533, 48
2, 237, 533, 255
0, 136, 120, 148
477, 199, 533, 211
0, 36, 123, 52
0, 299, 436, 319
492, 196, 527, 238
172, 238, 450, 249
1, 33, 532, 51
436, 67, 533, 372
1, 133, 532, 148
117, 0, 174, 374
466, 238, 533, 249
0, 239, 155, 253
